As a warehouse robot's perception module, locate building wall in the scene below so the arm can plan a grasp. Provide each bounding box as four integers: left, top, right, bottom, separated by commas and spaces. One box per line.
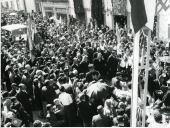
18, 0, 25, 10
68, 0, 76, 18
126, 0, 133, 31
1, 0, 37, 12
1, 0, 18, 10
158, 1, 170, 41
41, 1, 69, 23
103, 0, 113, 29
24, 0, 36, 13
0, 0, 29, 11
83, 0, 91, 25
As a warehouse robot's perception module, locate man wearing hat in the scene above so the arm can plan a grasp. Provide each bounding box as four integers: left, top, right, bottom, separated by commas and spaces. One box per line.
92, 105, 113, 127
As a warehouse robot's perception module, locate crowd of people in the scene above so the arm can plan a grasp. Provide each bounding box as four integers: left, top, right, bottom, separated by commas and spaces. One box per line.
1, 11, 170, 127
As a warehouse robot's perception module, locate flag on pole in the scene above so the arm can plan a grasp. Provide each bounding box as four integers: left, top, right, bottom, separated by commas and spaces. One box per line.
27, 14, 35, 61
27, 14, 33, 51
116, 23, 121, 43
130, 0, 147, 33
130, 0, 157, 127
59, 16, 62, 24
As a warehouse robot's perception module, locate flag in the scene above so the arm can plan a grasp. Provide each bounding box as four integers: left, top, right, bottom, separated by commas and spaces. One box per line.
156, 0, 170, 15
116, 23, 121, 43
27, 14, 33, 51
130, 0, 147, 33
27, 14, 35, 61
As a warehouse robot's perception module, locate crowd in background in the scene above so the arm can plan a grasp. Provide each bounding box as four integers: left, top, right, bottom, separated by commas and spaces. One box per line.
1, 11, 170, 127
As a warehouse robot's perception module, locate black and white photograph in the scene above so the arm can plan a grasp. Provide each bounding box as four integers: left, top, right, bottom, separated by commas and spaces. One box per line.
1, 0, 170, 127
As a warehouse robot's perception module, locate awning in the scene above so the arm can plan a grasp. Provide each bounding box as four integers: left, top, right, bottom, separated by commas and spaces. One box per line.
9, 12, 17, 16
1, 24, 27, 32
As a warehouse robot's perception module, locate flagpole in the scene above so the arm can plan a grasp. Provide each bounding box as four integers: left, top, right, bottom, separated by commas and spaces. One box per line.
142, 29, 151, 127
131, 31, 140, 127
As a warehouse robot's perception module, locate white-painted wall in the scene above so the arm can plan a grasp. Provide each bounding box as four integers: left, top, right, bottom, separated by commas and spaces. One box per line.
1, 0, 36, 12
83, 0, 91, 25
158, 1, 170, 41
24, 0, 36, 13
1, 0, 18, 10
41, 2, 69, 18
103, 0, 113, 29
68, 0, 76, 18
18, 0, 25, 10
126, 0, 133, 31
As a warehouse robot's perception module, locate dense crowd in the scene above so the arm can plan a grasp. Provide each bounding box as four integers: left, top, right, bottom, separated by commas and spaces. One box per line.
1, 11, 170, 127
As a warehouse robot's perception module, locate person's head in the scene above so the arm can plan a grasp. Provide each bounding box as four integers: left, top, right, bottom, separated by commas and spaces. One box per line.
82, 55, 88, 62
97, 52, 102, 59
92, 70, 100, 81
25, 64, 31, 72
46, 104, 53, 112
2, 91, 9, 99
73, 57, 78, 64
166, 66, 170, 75
33, 120, 42, 127
118, 102, 126, 109
159, 74, 165, 84
24, 70, 29, 76
153, 110, 162, 123
97, 105, 104, 115
88, 64, 94, 71
53, 98, 61, 106
44, 79, 50, 86
112, 50, 117, 57
42, 122, 51, 127
60, 86, 65, 92
18, 83, 26, 91
104, 99, 113, 109
11, 83, 18, 90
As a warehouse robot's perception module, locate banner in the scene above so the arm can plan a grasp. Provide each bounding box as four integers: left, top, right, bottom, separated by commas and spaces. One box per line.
73, 0, 85, 14
130, 0, 147, 33
27, 14, 33, 51
91, 0, 104, 27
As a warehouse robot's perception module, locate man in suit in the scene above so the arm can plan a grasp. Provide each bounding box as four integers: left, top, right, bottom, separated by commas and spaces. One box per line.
107, 50, 119, 80
16, 83, 33, 122
92, 105, 113, 127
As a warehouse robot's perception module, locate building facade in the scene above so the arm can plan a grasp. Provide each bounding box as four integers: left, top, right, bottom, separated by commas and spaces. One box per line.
1, 0, 25, 11
157, 0, 170, 41
68, 0, 132, 29
40, 0, 69, 23
1, 0, 36, 13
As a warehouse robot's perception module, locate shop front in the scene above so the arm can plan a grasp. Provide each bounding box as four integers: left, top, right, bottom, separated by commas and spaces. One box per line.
112, 0, 127, 28
104, 0, 129, 29
41, 1, 68, 23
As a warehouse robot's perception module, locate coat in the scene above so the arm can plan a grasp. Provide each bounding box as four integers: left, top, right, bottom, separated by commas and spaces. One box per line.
92, 114, 113, 127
